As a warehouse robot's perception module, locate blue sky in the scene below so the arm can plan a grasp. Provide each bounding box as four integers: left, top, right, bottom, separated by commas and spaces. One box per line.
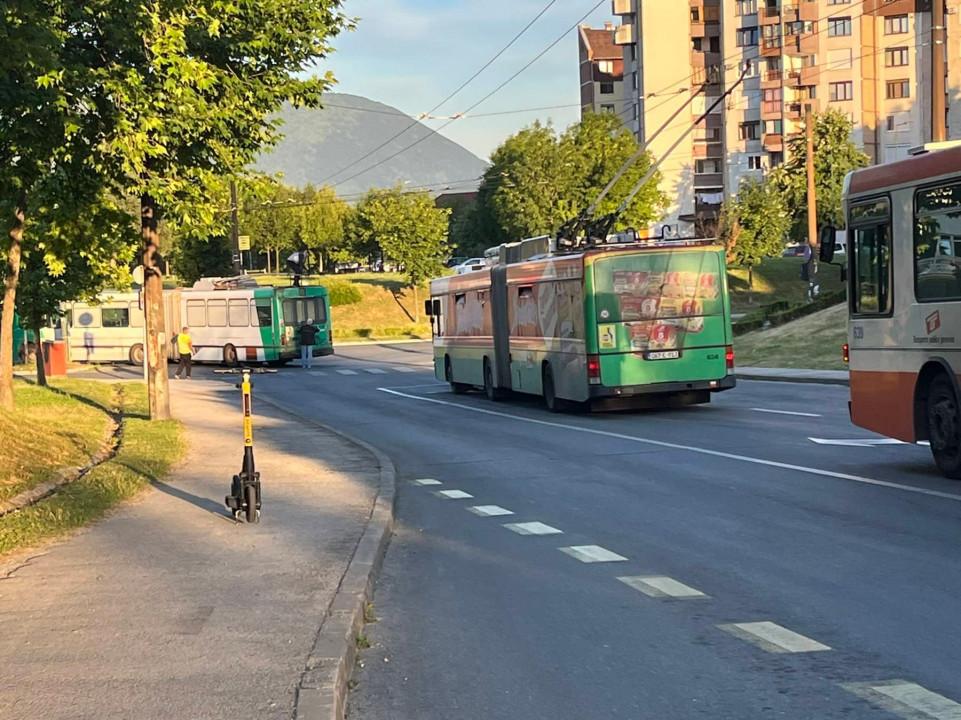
314, 0, 614, 161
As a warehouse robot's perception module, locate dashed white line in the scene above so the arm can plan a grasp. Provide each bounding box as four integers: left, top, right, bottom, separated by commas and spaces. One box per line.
468, 505, 514, 517
618, 575, 708, 599
364, 368, 389, 374
503, 521, 562, 535
411, 478, 442, 486
435, 489, 473, 499
559, 545, 627, 563
718, 621, 831, 653
842, 680, 961, 720
751, 407, 822, 418
392, 366, 418, 373
377, 387, 961, 503
336, 369, 359, 376
307, 370, 327, 377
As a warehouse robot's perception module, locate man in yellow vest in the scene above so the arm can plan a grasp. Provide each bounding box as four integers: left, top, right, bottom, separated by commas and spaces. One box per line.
174, 326, 193, 380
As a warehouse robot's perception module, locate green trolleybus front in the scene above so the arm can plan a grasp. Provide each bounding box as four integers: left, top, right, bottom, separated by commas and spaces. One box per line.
429, 240, 735, 411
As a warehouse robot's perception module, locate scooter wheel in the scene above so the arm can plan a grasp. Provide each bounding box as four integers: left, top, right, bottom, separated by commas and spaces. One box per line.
244, 485, 258, 524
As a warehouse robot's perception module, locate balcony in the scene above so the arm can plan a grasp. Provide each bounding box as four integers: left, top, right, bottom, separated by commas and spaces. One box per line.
691, 50, 722, 70
694, 173, 724, 189
782, 32, 818, 56
761, 100, 783, 119
693, 142, 724, 160
786, 101, 818, 119
786, 65, 819, 86
759, 5, 781, 25
612, 0, 635, 16
614, 23, 634, 46
782, 1, 819, 22
864, 0, 914, 16
760, 37, 783, 58
761, 69, 784, 88
763, 133, 784, 152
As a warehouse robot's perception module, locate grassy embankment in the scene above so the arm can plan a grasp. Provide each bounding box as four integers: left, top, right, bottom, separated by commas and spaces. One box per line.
734, 303, 847, 370
0, 379, 183, 556
728, 256, 845, 315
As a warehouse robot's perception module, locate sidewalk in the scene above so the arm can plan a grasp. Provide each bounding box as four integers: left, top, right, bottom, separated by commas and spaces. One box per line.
0, 380, 385, 720
737, 366, 849, 385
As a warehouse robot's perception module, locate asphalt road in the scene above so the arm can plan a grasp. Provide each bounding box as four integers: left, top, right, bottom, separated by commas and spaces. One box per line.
89, 343, 961, 719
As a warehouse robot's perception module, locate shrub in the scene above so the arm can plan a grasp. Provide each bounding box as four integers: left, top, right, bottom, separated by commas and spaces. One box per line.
323, 281, 362, 307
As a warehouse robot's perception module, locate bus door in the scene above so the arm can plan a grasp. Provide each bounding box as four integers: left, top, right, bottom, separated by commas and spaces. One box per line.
490, 266, 511, 389
282, 294, 330, 349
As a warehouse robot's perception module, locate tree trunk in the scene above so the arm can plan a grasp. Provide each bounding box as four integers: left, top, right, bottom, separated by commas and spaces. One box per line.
142, 194, 171, 420
265, 248, 272, 274
0, 197, 26, 410
748, 266, 754, 289
413, 285, 419, 324
34, 323, 47, 387
276, 248, 281, 274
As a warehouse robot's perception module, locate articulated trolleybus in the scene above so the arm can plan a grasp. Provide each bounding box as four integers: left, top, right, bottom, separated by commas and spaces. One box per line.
831, 142, 961, 478
428, 235, 735, 411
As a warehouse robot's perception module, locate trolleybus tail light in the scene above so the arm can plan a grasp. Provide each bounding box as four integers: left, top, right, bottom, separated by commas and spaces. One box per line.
725, 346, 735, 371
587, 354, 601, 385
842, 343, 849, 363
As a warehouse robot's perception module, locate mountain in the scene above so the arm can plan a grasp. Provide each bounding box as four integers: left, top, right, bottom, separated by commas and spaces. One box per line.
256, 94, 489, 197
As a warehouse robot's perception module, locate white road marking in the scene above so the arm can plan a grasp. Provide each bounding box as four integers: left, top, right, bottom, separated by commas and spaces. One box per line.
377, 388, 961, 503
468, 505, 514, 517
842, 680, 961, 720
559, 545, 627, 563
336, 369, 359, 375
392, 366, 418, 373
364, 368, 389, 374
718, 621, 831, 653
307, 371, 327, 377
435, 489, 473, 499
618, 575, 708, 599
810, 437, 907, 446
411, 478, 442, 486
503, 521, 562, 535
751, 407, 822, 418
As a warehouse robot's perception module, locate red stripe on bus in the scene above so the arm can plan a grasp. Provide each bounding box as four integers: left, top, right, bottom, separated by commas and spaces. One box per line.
850, 370, 916, 442
849, 145, 961, 196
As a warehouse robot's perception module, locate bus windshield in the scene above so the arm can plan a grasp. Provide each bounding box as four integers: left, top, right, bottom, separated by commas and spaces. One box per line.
282, 297, 328, 327
592, 250, 725, 353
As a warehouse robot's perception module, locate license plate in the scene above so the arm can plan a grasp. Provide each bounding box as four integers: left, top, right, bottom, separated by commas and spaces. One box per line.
645, 350, 680, 361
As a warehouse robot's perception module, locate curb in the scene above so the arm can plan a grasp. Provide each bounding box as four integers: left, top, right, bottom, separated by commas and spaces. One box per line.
333, 338, 428, 347
254, 394, 396, 720
737, 372, 849, 387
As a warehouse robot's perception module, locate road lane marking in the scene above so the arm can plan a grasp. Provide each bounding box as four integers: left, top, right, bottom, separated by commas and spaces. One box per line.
336, 369, 359, 375
468, 505, 514, 517
503, 521, 562, 535
377, 388, 961, 503
307, 371, 327, 377
810, 437, 908, 446
718, 621, 831, 653
435, 489, 473, 499
751, 407, 822, 418
364, 368, 389, 374
411, 478, 442, 486
392, 366, 418, 373
618, 576, 708, 599
559, 545, 627, 563
842, 680, 961, 719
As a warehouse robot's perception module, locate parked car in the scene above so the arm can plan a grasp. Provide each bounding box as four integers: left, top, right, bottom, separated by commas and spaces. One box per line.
453, 258, 487, 274
782, 244, 807, 257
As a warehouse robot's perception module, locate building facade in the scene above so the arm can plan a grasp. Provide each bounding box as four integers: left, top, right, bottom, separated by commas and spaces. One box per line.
578, 23, 625, 118
613, 0, 959, 237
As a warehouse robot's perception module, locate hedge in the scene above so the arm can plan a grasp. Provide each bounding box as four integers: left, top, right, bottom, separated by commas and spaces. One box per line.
733, 289, 846, 336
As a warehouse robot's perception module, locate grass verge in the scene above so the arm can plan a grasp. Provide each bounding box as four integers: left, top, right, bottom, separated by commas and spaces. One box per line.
0, 380, 184, 557
729, 257, 845, 315
734, 303, 847, 370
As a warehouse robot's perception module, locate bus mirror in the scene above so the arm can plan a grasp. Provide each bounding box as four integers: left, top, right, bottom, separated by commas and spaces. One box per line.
819, 226, 837, 264
432, 299, 441, 317
424, 299, 433, 317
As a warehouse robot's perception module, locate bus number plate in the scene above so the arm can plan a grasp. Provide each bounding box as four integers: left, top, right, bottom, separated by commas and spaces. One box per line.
645, 350, 680, 361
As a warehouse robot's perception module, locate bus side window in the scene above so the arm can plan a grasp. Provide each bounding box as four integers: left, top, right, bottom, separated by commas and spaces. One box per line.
228, 299, 249, 327
186, 300, 206, 327
915, 183, 961, 301
207, 300, 227, 327
251, 300, 272, 327
102, 307, 129, 328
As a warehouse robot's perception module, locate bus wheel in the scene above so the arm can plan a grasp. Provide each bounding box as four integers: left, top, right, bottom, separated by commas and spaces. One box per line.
224, 344, 239, 367
927, 375, 961, 479
483, 360, 502, 401
543, 365, 561, 413
445, 357, 469, 394
129, 344, 144, 367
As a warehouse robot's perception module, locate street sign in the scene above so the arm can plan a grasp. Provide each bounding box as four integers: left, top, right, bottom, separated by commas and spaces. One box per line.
238, 235, 251, 251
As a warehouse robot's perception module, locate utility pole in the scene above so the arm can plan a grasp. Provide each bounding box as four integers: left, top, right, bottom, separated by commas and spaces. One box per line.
230, 179, 242, 274
806, 104, 818, 249
932, 0, 947, 142
141, 196, 171, 421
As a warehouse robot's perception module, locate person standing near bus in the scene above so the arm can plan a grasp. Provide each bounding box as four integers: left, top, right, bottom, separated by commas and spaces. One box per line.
175, 326, 193, 379
299, 318, 318, 369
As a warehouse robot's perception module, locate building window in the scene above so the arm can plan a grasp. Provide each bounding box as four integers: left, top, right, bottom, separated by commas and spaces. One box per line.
709, 35, 720, 52
747, 155, 763, 170
695, 125, 722, 142
886, 79, 910, 99
739, 121, 760, 141
695, 159, 722, 175
828, 0, 850, 4
735, 0, 758, 15
830, 81, 854, 102
600, 82, 614, 94
598, 60, 614, 74
885, 14, 909, 35
691, 7, 700, 22
828, 17, 851, 36
885, 47, 909, 67
692, 37, 703, 51
785, 21, 814, 35
600, 104, 616, 114
769, 151, 784, 166
764, 119, 783, 134
736, 27, 758, 46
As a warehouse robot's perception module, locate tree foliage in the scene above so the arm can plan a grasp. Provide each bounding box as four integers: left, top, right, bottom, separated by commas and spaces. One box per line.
719, 179, 791, 270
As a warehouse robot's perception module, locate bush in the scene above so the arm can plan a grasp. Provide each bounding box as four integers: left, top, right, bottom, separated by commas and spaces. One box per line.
733, 289, 846, 336
322, 281, 362, 307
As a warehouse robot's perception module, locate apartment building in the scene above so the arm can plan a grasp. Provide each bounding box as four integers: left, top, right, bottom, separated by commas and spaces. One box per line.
613, 0, 959, 237
578, 23, 625, 118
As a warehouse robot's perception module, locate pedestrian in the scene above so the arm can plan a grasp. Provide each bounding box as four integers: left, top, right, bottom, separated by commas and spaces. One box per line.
299, 318, 318, 369
175, 326, 193, 379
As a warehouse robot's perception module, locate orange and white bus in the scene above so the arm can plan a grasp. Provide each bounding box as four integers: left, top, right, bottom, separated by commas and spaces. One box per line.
828, 143, 961, 478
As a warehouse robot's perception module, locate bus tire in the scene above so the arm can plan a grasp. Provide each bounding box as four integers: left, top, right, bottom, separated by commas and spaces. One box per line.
445, 356, 469, 394
543, 364, 562, 413
129, 344, 144, 367
926, 374, 961, 479
483, 359, 502, 401
224, 344, 239, 367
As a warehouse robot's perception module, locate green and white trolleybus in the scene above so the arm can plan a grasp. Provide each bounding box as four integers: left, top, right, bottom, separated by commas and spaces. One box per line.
428, 236, 736, 411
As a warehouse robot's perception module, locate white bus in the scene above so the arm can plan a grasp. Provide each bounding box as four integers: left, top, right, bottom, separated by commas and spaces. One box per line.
63, 281, 333, 366
826, 143, 961, 478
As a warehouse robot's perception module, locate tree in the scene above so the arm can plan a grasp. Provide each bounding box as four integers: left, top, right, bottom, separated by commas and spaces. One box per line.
241, 180, 302, 272
719, 179, 790, 287
92, 0, 350, 419
771, 109, 869, 240
348, 189, 450, 320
